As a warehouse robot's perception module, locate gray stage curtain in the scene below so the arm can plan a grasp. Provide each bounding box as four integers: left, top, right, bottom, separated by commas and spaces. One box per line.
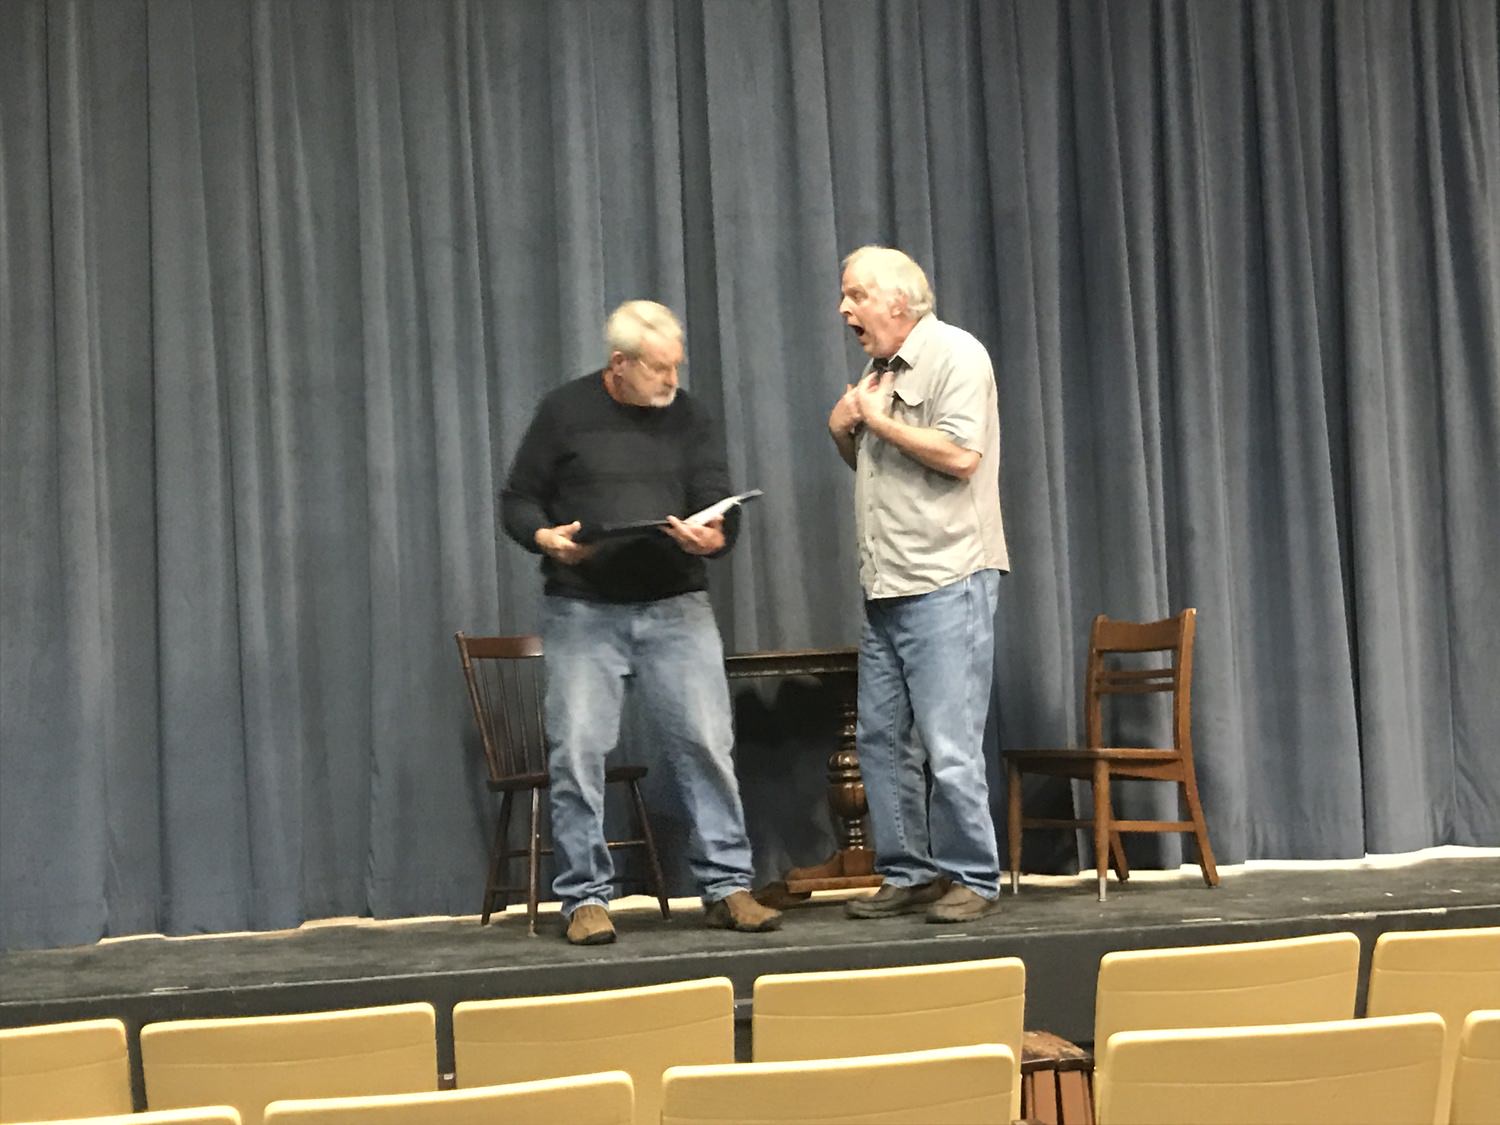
1, 0, 1496, 951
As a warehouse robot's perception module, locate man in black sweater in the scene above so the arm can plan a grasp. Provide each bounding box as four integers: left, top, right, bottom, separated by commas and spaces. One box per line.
500, 300, 781, 945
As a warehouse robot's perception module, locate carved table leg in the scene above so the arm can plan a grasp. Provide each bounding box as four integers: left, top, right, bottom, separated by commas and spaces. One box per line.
757, 678, 883, 905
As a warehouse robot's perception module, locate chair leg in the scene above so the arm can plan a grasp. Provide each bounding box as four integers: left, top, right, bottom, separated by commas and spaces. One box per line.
1007, 759, 1023, 894
627, 778, 671, 920
526, 787, 543, 937
1092, 760, 1110, 902
482, 791, 514, 925
1109, 831, 1130, 883
1182, 779, 1219, 887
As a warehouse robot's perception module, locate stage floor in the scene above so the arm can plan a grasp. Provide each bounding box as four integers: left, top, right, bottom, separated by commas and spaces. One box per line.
3, 851, 1497, 1081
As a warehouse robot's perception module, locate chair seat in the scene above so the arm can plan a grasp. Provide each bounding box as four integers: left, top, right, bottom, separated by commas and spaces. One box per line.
1007, 747, 1180, 763
487, 764, 648, 793
1021, 1029, 1094, 1074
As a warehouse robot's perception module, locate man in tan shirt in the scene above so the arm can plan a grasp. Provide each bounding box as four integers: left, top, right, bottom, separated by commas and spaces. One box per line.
828, 245, 1008, 923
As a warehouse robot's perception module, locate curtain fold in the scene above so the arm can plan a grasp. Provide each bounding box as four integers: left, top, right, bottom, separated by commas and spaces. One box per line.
2, 0, 1496, 950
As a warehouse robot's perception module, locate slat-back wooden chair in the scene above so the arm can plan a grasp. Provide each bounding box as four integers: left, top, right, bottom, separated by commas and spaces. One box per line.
455, 632, 670, 935
1004, 609, 1217, 902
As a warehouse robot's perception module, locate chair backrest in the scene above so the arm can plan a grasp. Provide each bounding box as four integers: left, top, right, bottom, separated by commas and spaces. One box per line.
452, 978, 734, 1125
454, 632, 548, 783
1085, 609, 1195, 753
1093, 931, 1361, 1072
0, 1017, 133, 1122
139, 1003, 437, 1125
12, 1110, 243, 1125
262, 1072, 633, 1125
1096, 1012, 1446, 1125
1366, 926, 1500, 1121
751, 958, 1024, 1118
661, 1044, 1015, 1125
1450, 1010, 1500, 1125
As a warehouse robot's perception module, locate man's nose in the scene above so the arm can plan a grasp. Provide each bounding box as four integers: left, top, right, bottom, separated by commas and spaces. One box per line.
664, 366, 679, 387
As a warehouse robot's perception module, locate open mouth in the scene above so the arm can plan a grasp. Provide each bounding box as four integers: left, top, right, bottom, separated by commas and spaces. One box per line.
849, 324, 866, 339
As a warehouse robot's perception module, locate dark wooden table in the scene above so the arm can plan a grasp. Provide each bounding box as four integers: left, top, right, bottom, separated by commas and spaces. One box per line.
724, 647, 882, 906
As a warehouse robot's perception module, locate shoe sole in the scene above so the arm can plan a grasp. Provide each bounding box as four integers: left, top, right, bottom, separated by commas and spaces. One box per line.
568, 929, 616, 945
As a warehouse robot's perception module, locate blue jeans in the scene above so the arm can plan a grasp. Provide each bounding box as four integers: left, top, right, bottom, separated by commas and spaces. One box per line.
857, 570, 1001, 897
541, 591, 755, 915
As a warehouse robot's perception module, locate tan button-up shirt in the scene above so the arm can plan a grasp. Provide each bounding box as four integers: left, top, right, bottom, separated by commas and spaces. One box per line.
854, 314, 1010, 598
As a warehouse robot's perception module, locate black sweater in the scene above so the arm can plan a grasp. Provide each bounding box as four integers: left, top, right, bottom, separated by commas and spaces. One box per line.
500, 372, 740, 603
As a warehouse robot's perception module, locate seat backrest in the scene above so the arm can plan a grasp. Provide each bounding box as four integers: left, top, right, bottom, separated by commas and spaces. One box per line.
1450, 1010, 1500, 1125
1093, 932, 1360, 1071
452, 978, 733, 1125
661, 1044, 1015, 1125
1096, 1012, 1446, 1125
0, 1017, 133, 1122
262, 1072, 633, 1125
1085, 609, 1195, 752
1366, 926, 1500, 1121
13, 1110, 243, 1125
752, 958, 1024, 1118
454, 632, 548, 783
139, 1003, 437, 1125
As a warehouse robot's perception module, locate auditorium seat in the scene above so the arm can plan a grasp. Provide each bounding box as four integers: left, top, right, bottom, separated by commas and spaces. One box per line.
1094, 1012, 1446, 1125
750, 958, 1024, 1119
1025, 931, 1361, 1123
8, 1110, 241, 1125
1450, 1010, 1500, 1125
660, 1044, 1016, 1125
452, 977, 733, 1125
138, 1003, 437, 1125
0, 1018, 133, 1122
261, 1072, 633, 1125
1004, 608, 1217, 902
1365, 926, 1500, 1122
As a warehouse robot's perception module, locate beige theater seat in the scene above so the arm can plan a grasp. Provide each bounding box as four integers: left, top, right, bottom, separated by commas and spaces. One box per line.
1449, 1010, 1500, 1125
0, 1018, 132, 1123
453, 977, 732, 1125
9, 1110, 241, 1125
262, 1071, 633, 1125
1366, 927, 1500, 1122
661, 1043, 1015, 1125
1093, 931, 1360, 1075
751, 958, 1024, 1119
1096, 1012, 1446, 1125
139, 1003, 436, 1125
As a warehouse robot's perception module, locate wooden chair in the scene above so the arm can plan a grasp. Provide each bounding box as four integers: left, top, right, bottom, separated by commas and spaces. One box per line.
1450, 1010, 1500, 1125
139, 1003, 437, 1125
660, 1044, 1016, 1125
1005, 609, 1217, 902
455, 632, 670, 934
262, 1072, 633, 1125
0, 1018, 133, 1122
1365, 926, 1500, 1122
453, 978, 733, 1125
751, 958, 1025, 1120
1024, 931, 1362, 1124
1095, 1013, 1446, 1125
13, 1111, 242, 1125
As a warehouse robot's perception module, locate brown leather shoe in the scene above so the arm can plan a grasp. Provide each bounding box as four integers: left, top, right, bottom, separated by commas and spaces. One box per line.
845, 877, 952, 919
925, 883, 1000, 923
704, 890, 783, 932
564, 904, 616, 945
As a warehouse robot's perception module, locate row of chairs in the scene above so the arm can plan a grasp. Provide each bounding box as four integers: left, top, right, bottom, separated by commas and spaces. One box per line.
2, 967, 1019, 1125
3, 926, 1496, 1125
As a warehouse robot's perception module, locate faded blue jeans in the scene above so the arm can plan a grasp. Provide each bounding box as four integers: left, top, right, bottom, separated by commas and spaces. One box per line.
857, 570, 1002, 898
541, 591, 755, 916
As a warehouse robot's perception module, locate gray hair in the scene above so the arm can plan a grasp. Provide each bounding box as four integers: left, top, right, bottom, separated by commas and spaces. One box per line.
605, 300, 684, 358
842, 245, 936, 319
